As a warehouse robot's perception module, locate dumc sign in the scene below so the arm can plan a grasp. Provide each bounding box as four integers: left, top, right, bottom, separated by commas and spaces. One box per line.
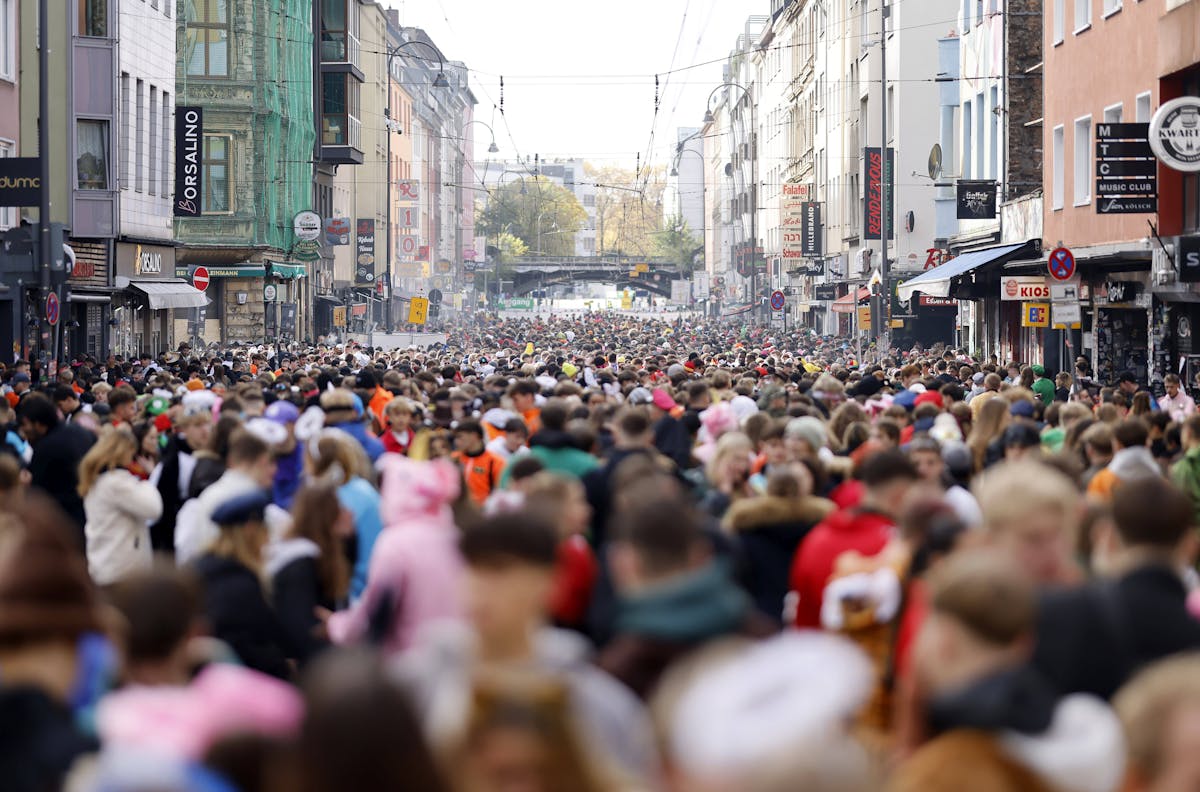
1001, 276, 1051, 301
0, 157, 42, 207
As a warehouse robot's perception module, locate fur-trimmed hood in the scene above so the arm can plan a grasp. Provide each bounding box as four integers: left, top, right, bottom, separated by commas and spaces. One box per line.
724, 496, 835, 533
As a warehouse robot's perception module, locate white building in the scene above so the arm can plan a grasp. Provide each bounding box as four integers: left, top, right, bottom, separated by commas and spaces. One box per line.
472, 157, 597, 257
666, 127, 705, 247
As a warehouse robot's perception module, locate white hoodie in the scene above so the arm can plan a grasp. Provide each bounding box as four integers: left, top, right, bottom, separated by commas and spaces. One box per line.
1000, 694, 1126, 792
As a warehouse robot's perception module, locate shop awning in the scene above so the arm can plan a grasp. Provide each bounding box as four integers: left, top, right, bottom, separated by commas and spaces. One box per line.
271, 262, 307, 279
315, 294, 342, 304
897, 242, 1028, 301
831, 287, 871, 314
130, 279, 208, 310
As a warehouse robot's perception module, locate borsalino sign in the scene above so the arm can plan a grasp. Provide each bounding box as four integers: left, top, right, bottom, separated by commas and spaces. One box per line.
0, 157, 42, 207
174, 106, 203, 217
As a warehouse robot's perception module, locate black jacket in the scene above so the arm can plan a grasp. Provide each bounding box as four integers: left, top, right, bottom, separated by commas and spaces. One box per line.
193, 554, 291, 680
0, 686, 96, 792
653, 415, 693, 470
150, 435, 192, 553
29, 422, 95, 545
271, 553, 335, 666
1032, 564, 1200, 700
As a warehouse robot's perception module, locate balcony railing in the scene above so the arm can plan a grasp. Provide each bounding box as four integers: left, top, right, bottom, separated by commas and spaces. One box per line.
320, 32, 361, 69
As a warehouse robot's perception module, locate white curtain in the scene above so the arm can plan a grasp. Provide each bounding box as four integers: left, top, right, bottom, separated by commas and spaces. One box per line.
77, 120, 108, 190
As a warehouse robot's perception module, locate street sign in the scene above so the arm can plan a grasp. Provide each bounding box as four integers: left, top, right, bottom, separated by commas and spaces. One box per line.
428, 288, 443, 305
408, 297, 429, 325
1049, 282, 1079, 302
1052, 303, 1082, 326
263, 284, 277, 302
1048, 247, 1076, 281
45, 292, 59, 326
192, 266, 210, 291
770, 290, 786, 311
1022, 302, 1050, 328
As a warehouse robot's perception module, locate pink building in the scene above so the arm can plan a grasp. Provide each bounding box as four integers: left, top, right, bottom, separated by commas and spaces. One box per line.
0, 0, 18, 230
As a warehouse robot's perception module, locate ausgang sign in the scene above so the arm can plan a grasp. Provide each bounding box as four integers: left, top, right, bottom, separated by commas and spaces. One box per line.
1000, 276, 1051, 301
0, 157, 42, 207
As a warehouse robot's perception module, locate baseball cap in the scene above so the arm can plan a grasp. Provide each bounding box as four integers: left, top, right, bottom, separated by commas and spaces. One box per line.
627, 387, 653, 406
652, 388, 678, 411
12, 373, 30, 384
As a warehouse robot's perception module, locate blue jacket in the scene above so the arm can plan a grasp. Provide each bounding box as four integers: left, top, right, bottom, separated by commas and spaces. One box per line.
331, 420, 385, 463
338, 476, 384, 600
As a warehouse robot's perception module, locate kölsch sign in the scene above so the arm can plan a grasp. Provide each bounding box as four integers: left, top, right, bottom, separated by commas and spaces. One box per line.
174, 107, 203, 217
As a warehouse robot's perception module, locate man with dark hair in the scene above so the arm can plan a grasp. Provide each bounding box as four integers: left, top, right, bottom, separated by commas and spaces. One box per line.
107, 385, 138, 427
451, 419, 505, 504
1033, 477, 1200, 700
501, 399, 597, 487
17, 393, 95, 542
1086, 418, 1160, 501
598, 485, 775, 699
398, 511, 658, 784
507, 379, 541, 433
789, 450, 920, 628
52, 384, 84, 423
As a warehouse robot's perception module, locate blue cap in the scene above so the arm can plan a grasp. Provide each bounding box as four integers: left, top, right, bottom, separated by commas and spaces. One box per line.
1010, 399, 1035, 418
210, 491, 270, 527
263, 399, 300, 425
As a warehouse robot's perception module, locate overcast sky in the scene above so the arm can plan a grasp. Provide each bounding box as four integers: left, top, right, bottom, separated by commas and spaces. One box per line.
386, 0, 765, 170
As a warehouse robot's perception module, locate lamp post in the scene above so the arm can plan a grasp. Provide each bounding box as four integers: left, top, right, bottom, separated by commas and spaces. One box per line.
703, 82, 757, 324
385, 38, 449, 333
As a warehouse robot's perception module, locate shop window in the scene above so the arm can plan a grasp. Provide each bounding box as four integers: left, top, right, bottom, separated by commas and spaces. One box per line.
202, 134, 231, 213
184, 0, 229, 78
78, 0, 106, 37
77, 120, 109, 190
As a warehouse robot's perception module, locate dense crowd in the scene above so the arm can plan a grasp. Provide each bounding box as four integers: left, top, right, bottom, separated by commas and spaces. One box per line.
1, 310, 1199, 792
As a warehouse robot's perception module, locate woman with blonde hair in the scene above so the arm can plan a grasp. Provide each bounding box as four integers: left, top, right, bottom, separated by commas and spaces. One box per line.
966, 397, 1010, 472
308, 428, 383, 601
79, 426, 163, 585
703, 432, 756, 518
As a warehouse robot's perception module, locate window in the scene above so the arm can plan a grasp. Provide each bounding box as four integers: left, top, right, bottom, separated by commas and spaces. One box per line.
322, 72, 360, 148
120, 73, 130, 187
135, 79, 144, 191
1075, 0, 1091, 31
184, 0, 229, 77
887, 85, 894, 142
1103, 103, 1122, 123
0, 140, 14, 229
963, 100, 973, 179
77, 120, 109, 190
1052, 125, 1065, 210
0, 0, 14, 81
1135, 92, 1152, 123
1102, 0, 1121, 17
202, 134, 230, 213
148, 88, 157, 195
975, 94, 985, 180
1073, 115, 1091, 206
78, 0, 106, 36
161, 94, 170, 197
962, 0, 971, 29
1053, 0, 1064, 43
989, 86, 999, 179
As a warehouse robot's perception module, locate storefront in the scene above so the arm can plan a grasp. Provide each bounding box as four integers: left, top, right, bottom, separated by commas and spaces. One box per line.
175, 264, 266, 345
65, 239, 114, 360
112, 243, 199, 357
1091, 276, 1152, 386
265, 262, 308, 343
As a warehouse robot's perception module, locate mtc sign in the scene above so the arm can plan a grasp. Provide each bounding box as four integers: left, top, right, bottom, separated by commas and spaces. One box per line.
1001, 276, 1051, 301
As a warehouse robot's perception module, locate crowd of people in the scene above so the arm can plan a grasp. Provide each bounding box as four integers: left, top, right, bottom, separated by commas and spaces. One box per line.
1, 310, 1199, 792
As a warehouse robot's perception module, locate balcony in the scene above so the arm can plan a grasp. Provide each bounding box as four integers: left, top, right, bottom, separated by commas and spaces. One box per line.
320, 0, 365, 81
320, 71, 363, 165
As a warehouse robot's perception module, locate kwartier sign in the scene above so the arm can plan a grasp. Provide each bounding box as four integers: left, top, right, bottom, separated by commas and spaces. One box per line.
174, 107, 203, 217
1149, 97, 1200, 173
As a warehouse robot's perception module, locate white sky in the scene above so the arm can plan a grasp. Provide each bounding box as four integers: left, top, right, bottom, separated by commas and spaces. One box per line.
386, 0, 766, 170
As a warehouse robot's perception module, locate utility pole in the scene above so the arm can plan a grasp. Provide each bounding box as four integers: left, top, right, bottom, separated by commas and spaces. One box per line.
38, 0, 52, 379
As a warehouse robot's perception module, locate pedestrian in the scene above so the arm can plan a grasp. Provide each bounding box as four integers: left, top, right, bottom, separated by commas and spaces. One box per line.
1112, 654, 1200, 792
307, 428, 383, 601
1030, 364, 1055, 406
1159, 373, 1196, 422
451, 419, 506, 504
78, 426, 163, 586
18, 392, 96, 544
1086, 419, 1160, 501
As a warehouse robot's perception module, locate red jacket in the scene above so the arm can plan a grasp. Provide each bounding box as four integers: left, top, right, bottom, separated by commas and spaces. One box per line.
549, 535, 597, 627
380, 428, 414, 456
789, 508, 895, 629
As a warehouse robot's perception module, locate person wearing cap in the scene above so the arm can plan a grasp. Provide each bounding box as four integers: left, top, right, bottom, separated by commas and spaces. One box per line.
0, 495, 106, 791
320, 388, 384, 463
191, 490, 289, 679
6, 371, 31, 408
1117, 370, 1159, 411
1030, 364, 1055, 406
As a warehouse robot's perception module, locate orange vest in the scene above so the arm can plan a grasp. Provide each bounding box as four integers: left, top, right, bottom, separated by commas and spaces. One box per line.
453, 450, 506, 504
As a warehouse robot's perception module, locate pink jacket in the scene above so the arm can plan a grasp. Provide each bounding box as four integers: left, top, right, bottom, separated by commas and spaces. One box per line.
327, 456, 465, 655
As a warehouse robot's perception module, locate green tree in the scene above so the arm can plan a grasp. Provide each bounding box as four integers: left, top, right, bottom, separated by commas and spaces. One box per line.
478, 176, 587, 257
654, 213, 702, 272
584, 163, 666, 257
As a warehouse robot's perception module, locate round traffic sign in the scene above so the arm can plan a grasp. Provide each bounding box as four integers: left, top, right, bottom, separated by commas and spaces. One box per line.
770, 290, 786, 311
1048, 247, 1076, 281
193, 266, 210, 292
45, 292, 60, 326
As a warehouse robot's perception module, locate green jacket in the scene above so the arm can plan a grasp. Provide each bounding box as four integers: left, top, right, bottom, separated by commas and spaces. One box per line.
1171, 448, 1200, 526
498, 443, 599, 489
1032, 376, 1055, 406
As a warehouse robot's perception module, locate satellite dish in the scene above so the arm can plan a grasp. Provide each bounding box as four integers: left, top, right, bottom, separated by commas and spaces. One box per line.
928, 143, 943, 181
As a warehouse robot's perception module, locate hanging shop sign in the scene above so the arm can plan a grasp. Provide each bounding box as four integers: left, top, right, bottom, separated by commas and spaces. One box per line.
324, 216, 350, 246
1179, 236, 1200, 283
918, 296, 956, 308
355, 219, 376, 286
174, 106, 203, 217
814, 284, 839, 301
1095, 123, 1158, 214
1149, 97, 1200, 173
956, 180, 998, 220
293, 211, 322, 242
1103, 279, 1142, 304
292, 240, 321, 262
0, 157, 42, 207
864, 147, 895, 240
801, 202, 823, 257
1001, 276, 1051, 301
781, 183, 809, 268
1022, 302, 1050, 328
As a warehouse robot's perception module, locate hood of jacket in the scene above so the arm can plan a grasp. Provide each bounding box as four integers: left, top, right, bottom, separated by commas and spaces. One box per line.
529, 429, 578, 451
1108, 446, 1160, 481
616, 562, 749, 643
999, 694, 1126, 792
724, 496, 834, 534
927, 665, 1058, 738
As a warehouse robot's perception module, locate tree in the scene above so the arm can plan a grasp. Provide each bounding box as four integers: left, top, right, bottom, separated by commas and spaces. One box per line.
584, 163, 667, 257
477, 176, 587, 257
654, 213, 702, 272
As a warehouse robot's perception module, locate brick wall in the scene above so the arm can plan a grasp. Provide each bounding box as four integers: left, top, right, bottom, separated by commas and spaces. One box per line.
1006, 0, 1043, 201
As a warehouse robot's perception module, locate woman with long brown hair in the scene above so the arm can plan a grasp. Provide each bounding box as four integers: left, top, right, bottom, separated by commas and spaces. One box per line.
966, 397, 1011, 472
268, 482, 352, 666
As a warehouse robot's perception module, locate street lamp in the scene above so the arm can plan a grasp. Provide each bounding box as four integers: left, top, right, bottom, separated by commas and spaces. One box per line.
470, 120, 500, 154
385, 38, 450, 332
704, 81, 757, 324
